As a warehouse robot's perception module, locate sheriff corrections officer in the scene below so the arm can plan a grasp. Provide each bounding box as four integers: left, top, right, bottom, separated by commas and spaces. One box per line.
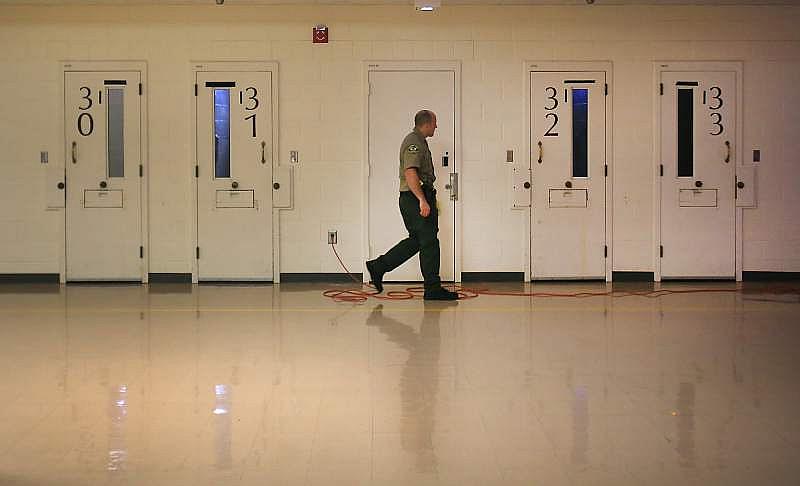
366, 110, 459, 301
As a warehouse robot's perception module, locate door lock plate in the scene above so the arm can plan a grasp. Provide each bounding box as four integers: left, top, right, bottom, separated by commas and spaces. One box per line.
448, 173, 459, 201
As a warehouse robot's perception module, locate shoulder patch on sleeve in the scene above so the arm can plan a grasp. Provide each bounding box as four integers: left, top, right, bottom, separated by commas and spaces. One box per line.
407, 144, 419, 153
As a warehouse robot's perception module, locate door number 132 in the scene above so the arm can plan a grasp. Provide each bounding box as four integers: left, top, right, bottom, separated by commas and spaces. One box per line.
543, 86, 560, 137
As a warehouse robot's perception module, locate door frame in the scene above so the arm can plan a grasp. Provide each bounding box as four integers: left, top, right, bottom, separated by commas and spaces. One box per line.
653, 61, 743, 281
59, 60, 150, 283
524, 61, 614, 282
190, 61, 280, 283
361, 60, 463, 283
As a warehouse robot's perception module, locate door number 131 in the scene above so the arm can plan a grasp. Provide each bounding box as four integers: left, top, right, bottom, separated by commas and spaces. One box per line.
240, 87, 259, 138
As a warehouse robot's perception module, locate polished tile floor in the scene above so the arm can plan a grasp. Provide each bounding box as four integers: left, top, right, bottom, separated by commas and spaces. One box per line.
0, 282, 798, 486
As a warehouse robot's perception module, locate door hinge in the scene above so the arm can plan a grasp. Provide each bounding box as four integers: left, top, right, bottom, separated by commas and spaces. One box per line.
139, 246, 144, 258
659, 164, 664, 177
194, 83, 198, 97
604, 83, 608, 96
604, 164, 608, 177
196, 247, 200, 259
139, 164, 143, 177
659, 83, 664, 96
138, 83, 143, 96
195, 165, 199, 178
368, 83, 372, 96
660, 245, 664, 258
604, 245, 608, 258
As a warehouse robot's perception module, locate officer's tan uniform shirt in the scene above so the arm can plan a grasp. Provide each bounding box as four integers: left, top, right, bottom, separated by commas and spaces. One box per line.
399, 128, 436, 192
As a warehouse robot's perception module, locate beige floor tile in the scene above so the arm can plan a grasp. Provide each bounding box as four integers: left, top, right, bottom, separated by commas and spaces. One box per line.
0, 282, 798, 485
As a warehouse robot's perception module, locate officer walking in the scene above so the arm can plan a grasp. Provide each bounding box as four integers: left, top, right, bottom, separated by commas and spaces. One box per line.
366, 110, 459, 301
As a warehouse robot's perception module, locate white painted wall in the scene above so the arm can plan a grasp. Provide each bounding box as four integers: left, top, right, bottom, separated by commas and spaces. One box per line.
0, 4, 798, 276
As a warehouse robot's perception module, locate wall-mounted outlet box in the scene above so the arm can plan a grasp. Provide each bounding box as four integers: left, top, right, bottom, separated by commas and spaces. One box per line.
328, 230, 337, 245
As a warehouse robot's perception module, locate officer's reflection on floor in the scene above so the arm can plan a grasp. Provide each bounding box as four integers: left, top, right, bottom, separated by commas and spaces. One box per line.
367, 302, 454, 473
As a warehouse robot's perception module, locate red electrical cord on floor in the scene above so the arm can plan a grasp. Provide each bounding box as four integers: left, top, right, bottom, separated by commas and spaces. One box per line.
322, 243, 800, 304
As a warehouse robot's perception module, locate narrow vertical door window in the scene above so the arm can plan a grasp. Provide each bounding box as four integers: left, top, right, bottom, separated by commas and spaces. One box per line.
107, 88, 125, 177
571, 88, 588, 178
214, 89, 231, 178
677, 88, 694, 177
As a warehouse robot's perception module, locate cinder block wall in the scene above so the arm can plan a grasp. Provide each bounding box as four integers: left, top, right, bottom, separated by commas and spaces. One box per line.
0, 4, 798, 275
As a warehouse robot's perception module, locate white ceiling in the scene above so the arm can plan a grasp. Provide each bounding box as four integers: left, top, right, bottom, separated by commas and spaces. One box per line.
0, 0, 797, 5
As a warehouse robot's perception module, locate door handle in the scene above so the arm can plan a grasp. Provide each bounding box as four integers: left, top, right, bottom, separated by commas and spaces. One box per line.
71, 141, 77, 164
565, 180, 572, 189
261, 141, 266, 164
695, 180, 703, 188
99, 181, 107, 189
537, 141, 543, 164
724, 140, 731, 163
231, 181, 239, 189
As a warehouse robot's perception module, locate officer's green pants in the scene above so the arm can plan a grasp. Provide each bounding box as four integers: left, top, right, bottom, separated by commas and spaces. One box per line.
373, 186, 442, 292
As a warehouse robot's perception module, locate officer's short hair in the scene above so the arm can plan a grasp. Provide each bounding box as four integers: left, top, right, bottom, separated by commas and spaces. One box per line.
414, 110, 435, 128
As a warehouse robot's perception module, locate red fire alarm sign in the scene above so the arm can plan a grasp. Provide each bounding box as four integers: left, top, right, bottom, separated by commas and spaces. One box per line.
313, 25, 328, 44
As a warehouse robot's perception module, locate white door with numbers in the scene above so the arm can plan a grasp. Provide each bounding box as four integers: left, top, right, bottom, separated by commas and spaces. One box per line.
367, 70, 458, 283
195, 71, 274, 281
530, 72, 607, 279
65, 71, 143, 281
660, 72, 736, 278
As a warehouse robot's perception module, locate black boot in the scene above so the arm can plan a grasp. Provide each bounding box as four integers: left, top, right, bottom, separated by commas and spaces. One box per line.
424, 287, 459, 301
366, 260, 384, 294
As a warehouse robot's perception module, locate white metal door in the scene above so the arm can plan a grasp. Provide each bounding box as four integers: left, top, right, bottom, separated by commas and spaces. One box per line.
660, 72, 736, 278
530, 72, 606, 279
196, 71, 274, 281
65, 71, 142, 281
368, 70, 457, 282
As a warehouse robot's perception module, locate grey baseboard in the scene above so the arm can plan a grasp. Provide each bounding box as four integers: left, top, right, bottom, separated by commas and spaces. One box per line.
281, 273, 362, 283
148, 273, 192, 283
197, 281, 273, 285
461, 272, 524, 282
743, 271, 800, 281
0, 273, 60, 283
68, 281, 141, 285
612, 271, 655, 282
